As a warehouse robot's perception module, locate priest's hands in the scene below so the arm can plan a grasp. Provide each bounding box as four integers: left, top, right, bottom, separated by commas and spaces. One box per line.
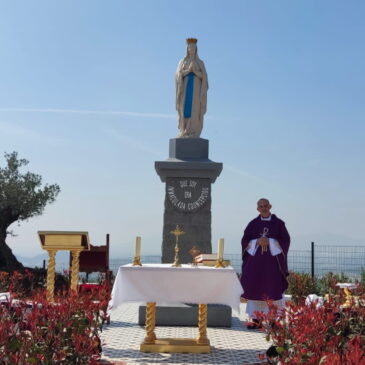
257, 237, 269, 253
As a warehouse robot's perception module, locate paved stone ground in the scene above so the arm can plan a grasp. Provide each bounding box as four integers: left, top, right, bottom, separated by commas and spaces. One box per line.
101, 303, 269, 365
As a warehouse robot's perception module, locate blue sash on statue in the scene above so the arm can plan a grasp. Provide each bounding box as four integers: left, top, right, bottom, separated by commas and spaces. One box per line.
184, 72, 194, 118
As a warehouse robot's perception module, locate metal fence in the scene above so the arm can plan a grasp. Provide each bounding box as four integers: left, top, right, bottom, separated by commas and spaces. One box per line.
310, 244, 365, 278
109, 244, 365, 279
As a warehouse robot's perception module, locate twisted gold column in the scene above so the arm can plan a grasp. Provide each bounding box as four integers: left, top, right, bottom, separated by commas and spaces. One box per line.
144, 302, 157, 344
196, 304, 209, 344
70, 250, 81, 292
46, 249, 57, 302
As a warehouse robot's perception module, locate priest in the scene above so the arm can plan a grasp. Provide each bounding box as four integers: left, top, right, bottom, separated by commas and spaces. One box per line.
240, 198, 290, 329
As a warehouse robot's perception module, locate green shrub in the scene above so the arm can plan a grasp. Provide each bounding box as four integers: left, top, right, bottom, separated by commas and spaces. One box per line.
361, 268, 365, 287
317, 272, 352, 297
286, 271, 319, 304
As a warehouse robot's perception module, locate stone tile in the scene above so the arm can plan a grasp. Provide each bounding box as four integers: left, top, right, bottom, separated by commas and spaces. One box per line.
101, 303, 270, 365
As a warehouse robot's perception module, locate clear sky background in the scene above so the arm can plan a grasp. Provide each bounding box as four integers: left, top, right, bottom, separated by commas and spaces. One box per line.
1, 1, 364, 261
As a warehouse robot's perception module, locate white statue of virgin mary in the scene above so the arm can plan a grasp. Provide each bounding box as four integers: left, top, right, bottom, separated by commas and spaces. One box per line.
175, 38, 208, 138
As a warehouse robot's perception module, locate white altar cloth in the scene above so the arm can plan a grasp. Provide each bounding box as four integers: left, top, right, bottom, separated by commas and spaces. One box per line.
108, 264, 243, 313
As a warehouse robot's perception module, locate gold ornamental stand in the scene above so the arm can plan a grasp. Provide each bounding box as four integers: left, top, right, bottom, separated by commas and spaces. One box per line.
38, 231, 90, 301
140, 302, 210, 353
336, 283, 357, 308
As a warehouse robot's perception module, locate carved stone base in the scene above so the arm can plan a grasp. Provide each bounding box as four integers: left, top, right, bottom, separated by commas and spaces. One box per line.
155, 138, 223, 264
138, 303, 232, 327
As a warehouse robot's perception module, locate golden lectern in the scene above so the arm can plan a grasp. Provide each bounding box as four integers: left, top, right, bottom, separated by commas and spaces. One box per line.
38, 231, 90, 301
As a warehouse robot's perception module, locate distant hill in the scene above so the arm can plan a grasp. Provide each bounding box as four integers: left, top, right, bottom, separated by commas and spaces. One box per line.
16, 253, 47, 268
16, 251, 70, 271
292, 233, 365, 249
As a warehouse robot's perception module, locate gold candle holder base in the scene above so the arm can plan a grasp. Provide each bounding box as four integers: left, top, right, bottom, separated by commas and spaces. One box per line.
214, 258, 226, 268
336, 283, 357, 308
342, 287, 353, 308
171, 243, 181, 267
132, 256, 142, 266
171, 258, 182, 268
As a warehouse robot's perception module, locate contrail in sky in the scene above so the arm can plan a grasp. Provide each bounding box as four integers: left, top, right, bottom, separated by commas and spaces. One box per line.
0, 107, 216, 120
0, 107, 175, 119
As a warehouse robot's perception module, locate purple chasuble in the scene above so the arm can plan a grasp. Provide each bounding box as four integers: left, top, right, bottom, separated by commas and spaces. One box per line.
240, 214, 290, 301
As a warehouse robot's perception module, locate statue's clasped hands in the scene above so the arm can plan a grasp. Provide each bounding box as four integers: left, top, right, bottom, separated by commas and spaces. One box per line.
188, 63, 194, 72
257, 237, 269, 254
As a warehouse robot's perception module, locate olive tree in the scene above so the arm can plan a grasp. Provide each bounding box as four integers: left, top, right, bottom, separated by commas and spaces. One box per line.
0, 152, 60, 271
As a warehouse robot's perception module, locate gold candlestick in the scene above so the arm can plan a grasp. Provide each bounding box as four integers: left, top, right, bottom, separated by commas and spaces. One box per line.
214, 258, 226, 268
132, 236, 142, 266
170, 225, 185, 267
133, 256, 142, 266
215, 238, 226, 268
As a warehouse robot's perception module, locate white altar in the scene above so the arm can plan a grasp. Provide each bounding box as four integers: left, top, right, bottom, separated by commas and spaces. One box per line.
108, 264, 243, 353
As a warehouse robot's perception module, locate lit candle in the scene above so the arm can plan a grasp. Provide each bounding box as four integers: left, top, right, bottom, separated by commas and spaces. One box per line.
135, 236, 141, 257
217, 238, 224, 260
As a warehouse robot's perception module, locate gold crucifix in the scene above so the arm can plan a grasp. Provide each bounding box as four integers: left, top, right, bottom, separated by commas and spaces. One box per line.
170, 225, 185, 267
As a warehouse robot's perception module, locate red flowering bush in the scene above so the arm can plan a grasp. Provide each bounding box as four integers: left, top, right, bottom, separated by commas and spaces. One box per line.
0, 271, 111, 364
256, 290, 365, 364
0, 269, 69, 298
0, 270, 38, 297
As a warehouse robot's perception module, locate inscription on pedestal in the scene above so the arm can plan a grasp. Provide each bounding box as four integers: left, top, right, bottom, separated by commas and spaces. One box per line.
166, 178, 210, 212
163, 177, 212, 263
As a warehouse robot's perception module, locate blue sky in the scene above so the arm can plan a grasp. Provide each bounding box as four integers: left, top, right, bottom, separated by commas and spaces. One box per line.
1, 1, 364, 260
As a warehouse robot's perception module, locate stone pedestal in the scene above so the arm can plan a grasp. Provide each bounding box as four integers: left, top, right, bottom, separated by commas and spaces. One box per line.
155, 138, 222, 263
138, 303, 232, 327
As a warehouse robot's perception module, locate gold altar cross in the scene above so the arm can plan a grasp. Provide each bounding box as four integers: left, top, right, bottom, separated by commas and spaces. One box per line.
170, 225, 185, 267
170, 225, 185, 243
